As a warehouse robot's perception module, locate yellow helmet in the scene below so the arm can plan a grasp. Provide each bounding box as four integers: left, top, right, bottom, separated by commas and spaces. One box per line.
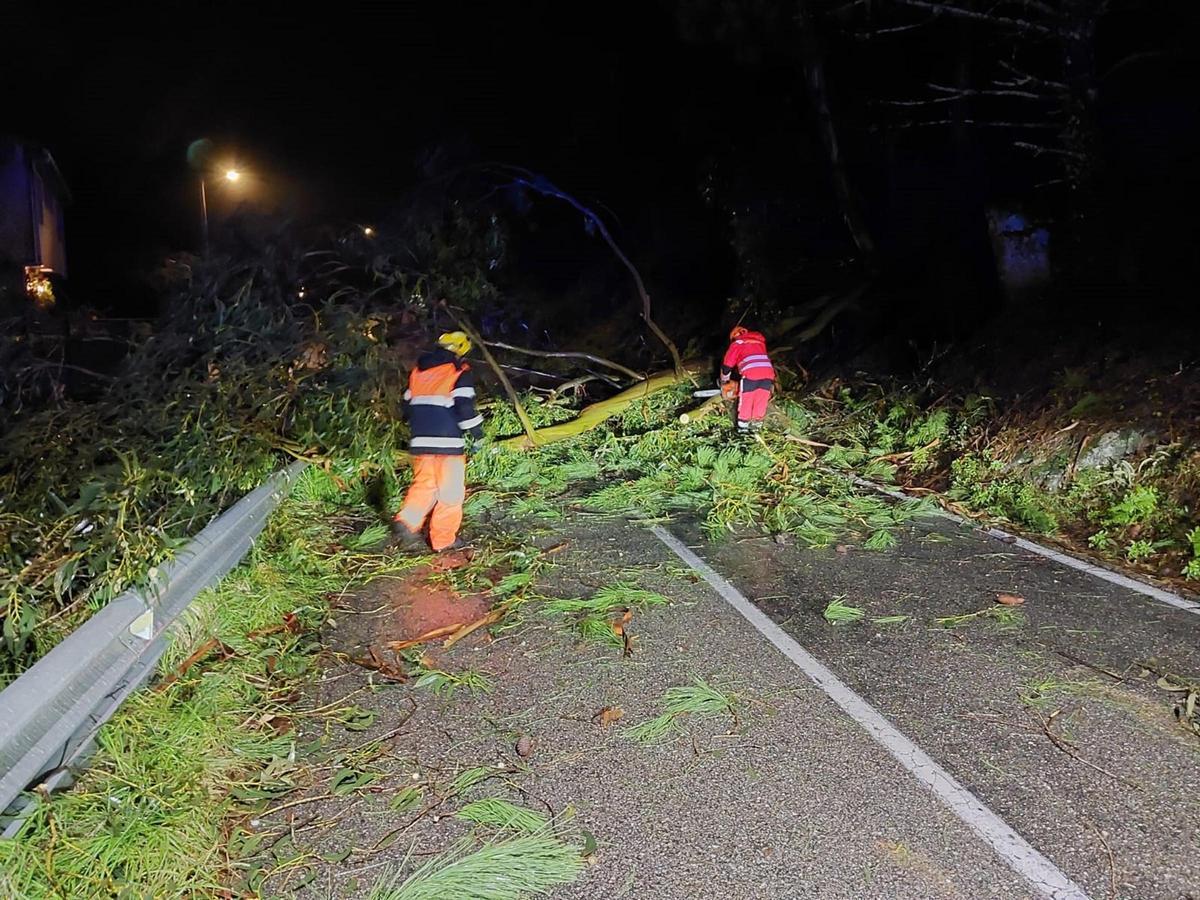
438, 331, 472, 357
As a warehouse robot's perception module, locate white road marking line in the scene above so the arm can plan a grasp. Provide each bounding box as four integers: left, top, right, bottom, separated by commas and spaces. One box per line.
848, 474, 1200, 617
651, 525, 1091, 900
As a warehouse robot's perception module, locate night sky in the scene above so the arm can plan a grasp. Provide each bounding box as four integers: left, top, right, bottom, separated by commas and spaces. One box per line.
7, 2, 726, 304
5, 1, 1199, 335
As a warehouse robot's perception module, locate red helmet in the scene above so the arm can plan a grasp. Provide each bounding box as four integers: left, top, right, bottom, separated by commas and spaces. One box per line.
729, 325, 749, 341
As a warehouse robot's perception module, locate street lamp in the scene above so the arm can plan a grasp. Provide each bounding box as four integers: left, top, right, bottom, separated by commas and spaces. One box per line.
200, 167, 244, 257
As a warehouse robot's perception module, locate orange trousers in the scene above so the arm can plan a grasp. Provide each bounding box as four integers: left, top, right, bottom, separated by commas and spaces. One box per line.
395, 455, 466, 551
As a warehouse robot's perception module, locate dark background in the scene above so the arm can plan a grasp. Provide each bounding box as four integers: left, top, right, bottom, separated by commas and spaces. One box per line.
5, 2, 725, 310
5, 1, 1199, 352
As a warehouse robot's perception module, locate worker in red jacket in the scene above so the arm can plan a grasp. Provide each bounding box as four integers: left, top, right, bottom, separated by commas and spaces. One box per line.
720, 325, 776, 433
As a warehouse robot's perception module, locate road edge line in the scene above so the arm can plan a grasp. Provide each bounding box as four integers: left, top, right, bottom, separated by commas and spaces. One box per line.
650, 524, 1092, 900
846, 474, 1200, 617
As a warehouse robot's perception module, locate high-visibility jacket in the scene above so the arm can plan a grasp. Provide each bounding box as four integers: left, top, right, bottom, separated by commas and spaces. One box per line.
720, 330, 775, 383
403, 348, 484, 455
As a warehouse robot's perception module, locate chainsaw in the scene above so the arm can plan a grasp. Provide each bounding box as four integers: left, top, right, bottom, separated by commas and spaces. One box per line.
692, 383, 739, 400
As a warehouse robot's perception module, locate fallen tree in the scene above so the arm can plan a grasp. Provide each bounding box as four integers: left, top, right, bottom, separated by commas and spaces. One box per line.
500, 362, 706, 449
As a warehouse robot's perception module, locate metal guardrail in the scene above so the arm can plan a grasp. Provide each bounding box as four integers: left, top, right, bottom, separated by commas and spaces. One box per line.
0, 460, 307, 829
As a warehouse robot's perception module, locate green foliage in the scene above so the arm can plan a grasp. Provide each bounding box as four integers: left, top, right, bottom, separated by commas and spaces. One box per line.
413, 667, 494, 698
1185, 527, 1200, 581
369, 832, 583, 900
455, 798, 549, 834
624, 676, 737, 744
823, 597, 865, 625
907, 408, 951, 448
542, 582, 669, 646
1125, 539, 1156, 562
1104, 485, 1159, 528
482, 393, 579, 440
1069, 392, 1107, 418
949, 454, 1057, 533
0, 226, 486, 675
0, 483, 413, 897
450, 766, 498, 795
863, 529, 899, 552
936, 605, 1025, 630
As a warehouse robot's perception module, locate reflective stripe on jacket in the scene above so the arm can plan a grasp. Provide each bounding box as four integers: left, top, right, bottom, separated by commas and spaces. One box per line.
720, 331, 775, 382
403, 348, 484, 455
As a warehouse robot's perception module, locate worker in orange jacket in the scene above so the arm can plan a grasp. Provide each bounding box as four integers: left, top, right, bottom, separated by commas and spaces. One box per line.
392, 331, 484, 552
720, 325, 776, 433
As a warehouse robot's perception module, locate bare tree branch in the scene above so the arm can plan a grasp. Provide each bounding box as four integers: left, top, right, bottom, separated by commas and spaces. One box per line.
502, 168, 685, 376
1013, 142, 1087, 160
927, 82, 1044, 100
892, 0, 1070, 38
879, 84, 1046, 106
991, 0, 1064, 19
485, 340, 643, 381
996, 60, 1070, 91
852, 22, 930, 40
824, 0, 871, 18
797, 284, 869, 341
548, 374, 604, 400
890, 118, 1059, 130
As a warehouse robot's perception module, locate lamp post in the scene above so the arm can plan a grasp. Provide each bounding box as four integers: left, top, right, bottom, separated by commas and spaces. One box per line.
200, 168, 242, 257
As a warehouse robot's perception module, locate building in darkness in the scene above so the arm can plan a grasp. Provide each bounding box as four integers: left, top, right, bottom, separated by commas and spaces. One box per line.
0, 139, 70, 307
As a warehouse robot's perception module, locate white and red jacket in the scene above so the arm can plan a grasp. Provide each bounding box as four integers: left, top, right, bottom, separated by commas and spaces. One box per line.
720, 331, 775, 384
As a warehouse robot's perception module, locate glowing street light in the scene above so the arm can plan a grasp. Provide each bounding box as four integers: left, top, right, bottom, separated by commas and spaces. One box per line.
200, 164, 246, 257
362, 225, 375, 238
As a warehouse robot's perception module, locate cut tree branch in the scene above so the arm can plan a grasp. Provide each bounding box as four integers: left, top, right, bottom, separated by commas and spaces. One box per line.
548, 374, 605, 399
500, 362, 706, 450
485, 340, 643, 381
